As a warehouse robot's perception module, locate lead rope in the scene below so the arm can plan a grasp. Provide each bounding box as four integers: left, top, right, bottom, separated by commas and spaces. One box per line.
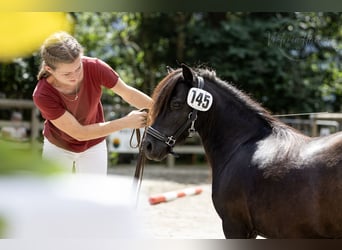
130, 108, 149, 208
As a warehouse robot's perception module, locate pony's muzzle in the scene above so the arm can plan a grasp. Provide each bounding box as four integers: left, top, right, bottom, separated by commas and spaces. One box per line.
143, 137, 169, 161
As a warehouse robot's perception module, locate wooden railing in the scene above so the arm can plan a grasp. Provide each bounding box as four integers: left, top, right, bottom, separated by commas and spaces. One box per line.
2, 99, 341, 167
0, 99, 42, 146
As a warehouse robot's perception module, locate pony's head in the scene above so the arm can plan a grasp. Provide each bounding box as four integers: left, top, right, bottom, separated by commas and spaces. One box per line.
144, 64, 211, 161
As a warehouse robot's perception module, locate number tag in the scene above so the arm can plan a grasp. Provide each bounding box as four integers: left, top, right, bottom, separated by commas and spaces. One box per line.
187, 88, 213, 111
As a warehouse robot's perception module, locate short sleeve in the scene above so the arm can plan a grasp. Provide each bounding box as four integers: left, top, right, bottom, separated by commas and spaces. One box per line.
33, 83, 66, 121
94, 58, 119, 89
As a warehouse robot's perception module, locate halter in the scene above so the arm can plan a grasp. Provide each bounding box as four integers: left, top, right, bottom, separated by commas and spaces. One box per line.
146, 76, 204, 149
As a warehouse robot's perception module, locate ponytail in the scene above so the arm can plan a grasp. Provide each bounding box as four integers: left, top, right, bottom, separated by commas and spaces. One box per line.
37, 62, 51, 80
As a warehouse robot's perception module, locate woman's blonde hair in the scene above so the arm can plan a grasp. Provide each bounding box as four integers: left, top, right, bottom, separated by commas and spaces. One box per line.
37, 31, 83, 80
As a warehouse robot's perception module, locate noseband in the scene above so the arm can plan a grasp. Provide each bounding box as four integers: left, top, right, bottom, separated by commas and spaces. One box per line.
146, 76, 204, 150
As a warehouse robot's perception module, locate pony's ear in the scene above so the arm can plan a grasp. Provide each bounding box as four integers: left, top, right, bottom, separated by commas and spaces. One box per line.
181, 63, 194, 84
166, 66, 174, 74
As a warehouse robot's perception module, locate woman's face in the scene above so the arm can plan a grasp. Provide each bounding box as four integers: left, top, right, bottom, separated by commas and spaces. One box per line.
46, 56, 83, 86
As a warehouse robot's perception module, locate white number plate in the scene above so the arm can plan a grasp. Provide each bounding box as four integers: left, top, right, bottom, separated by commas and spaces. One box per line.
187, 87, 213, 111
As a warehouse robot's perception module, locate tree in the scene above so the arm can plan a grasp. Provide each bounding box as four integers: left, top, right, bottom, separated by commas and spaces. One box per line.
1, 12, 342, 116
180, 12, 342, 114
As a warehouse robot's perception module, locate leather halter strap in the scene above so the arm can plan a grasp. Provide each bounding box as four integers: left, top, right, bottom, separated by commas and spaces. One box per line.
146, 76, 204, 148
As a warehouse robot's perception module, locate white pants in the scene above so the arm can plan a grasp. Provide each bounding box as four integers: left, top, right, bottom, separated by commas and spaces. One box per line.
42, 138, 108, 175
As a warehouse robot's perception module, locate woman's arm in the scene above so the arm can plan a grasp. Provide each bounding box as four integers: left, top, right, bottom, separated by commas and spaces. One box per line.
50, 78, 152, 141
111, 78, 152, 109
50, 109, 147, 141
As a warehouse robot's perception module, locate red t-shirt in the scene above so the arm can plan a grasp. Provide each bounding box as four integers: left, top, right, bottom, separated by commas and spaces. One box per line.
32, 56, 119, 152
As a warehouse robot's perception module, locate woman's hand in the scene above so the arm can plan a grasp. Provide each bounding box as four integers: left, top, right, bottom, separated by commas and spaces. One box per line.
124, 110, 148, 128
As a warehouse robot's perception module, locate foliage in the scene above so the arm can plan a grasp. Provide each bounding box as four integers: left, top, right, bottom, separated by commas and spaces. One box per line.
0, 56, 40, 99
180, 12, 342, 113
0, 216, 5, 238
0, 141, 63, 175
72, 12, 145, 105
1, 12, 342, 115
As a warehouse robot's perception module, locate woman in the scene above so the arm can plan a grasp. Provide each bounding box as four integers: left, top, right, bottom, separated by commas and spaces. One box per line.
33, 31, 152, 174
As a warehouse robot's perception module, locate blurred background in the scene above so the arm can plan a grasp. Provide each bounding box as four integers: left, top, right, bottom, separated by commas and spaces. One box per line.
2, 11, 342, 240
2, 12, 342, 166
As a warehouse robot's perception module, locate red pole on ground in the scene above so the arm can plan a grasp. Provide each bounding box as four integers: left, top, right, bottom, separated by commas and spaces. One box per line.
149, 187, 203, 205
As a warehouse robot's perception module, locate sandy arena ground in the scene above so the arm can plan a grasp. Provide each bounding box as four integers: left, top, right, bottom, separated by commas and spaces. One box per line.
108, 164, 226, 239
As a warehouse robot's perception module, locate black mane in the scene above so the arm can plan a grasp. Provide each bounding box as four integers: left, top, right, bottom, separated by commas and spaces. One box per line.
195, 67, 304, 135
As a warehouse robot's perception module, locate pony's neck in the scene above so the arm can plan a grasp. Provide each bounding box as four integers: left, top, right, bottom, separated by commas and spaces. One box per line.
195, 82, 272, 169
198, 106, 270, 152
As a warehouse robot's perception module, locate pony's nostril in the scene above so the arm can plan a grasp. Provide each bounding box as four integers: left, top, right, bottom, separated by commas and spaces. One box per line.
145, 140, 152, 152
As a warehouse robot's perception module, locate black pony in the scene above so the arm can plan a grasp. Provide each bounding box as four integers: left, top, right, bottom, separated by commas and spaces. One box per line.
143, 64, 342, 238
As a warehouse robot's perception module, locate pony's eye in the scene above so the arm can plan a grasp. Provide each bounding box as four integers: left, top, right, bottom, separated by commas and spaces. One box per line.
170, 100, 183, 110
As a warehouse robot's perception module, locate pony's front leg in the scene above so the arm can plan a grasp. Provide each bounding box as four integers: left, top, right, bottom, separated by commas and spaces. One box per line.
222, 219, 257, 239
